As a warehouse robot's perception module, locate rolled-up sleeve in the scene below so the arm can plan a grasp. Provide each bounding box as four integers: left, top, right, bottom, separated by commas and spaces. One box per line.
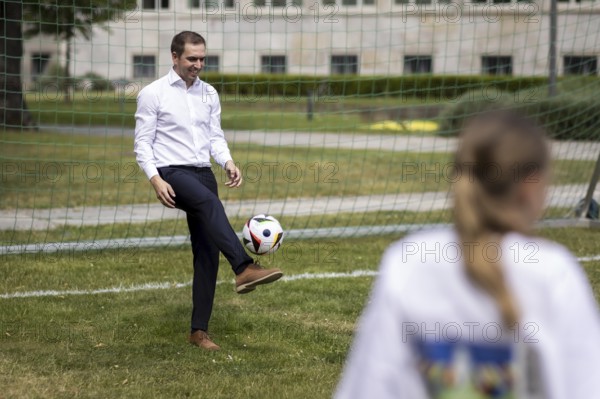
134, 87, 159, 180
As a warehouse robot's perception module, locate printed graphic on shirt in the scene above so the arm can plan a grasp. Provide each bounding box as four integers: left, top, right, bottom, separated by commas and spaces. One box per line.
416, 341, 516, 399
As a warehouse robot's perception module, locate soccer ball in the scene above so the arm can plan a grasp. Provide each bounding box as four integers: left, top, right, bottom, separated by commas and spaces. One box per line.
242, 214, 284, 255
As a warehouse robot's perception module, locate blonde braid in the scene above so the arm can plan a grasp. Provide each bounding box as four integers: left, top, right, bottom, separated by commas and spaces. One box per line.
453, 110, 549, 328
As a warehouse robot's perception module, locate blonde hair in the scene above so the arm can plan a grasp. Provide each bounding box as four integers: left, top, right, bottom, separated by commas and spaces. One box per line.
453, 110, 549, 327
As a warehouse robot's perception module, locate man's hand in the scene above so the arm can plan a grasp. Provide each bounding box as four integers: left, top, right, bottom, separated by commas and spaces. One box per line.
224, 160, 242, 188
150, 175, 176, 208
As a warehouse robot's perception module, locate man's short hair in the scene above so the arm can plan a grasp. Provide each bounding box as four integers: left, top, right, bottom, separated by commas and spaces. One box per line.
171, 31, 206, 58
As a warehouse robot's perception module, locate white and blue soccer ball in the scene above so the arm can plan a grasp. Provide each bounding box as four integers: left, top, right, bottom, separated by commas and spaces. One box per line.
242, 214, 284, 255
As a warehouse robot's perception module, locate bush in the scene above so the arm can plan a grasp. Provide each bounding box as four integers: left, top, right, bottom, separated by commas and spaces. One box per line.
523, 97, 600, 141
437, 87, 600, 141
437, 89, 516, 136
555, 76, 600, 100
78, 72, 114, 92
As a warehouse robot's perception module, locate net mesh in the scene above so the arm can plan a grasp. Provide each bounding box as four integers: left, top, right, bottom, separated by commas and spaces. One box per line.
1, 0, 600, 249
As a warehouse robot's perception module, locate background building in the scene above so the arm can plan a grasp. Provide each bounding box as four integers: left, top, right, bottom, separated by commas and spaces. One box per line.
22, 0, 600, 85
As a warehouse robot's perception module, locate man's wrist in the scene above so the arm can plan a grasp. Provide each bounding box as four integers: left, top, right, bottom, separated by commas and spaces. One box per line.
149, 174, 161, 185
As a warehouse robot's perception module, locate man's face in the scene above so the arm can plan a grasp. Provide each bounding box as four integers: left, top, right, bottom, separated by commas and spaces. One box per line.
172, 43, 206, 86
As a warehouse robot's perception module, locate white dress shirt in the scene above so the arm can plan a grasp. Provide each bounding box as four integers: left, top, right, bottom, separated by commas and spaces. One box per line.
134, 68, 233, 180
335, 228, 600, 399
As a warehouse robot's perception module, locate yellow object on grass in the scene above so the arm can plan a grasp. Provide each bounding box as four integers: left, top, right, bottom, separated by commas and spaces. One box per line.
369, 119, 439, 132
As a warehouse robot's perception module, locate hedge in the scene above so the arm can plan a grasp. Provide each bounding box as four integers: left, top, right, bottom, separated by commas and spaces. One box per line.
201, 73, 548, 99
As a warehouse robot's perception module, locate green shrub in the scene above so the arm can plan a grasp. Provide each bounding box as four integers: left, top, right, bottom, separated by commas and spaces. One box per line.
437, 89, 516, 136
437, 88, 600, 141
78, 72, 114, 91
523, 97, 600, 141
555, 76, 600, 100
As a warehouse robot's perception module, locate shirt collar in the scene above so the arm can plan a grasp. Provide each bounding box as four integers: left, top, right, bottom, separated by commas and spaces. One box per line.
167, 67, 200, 88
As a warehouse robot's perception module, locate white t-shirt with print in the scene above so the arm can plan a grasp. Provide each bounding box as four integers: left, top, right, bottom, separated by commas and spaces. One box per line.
335, 228, 600, 399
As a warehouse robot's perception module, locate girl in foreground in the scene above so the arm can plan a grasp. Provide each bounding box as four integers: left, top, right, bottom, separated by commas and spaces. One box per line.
335, 110, 600, 399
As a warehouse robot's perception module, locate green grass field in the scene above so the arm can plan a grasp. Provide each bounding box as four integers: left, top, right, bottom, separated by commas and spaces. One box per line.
24, 91, 438, 133
0, 207, 573, 246
0, 130, 594, 210
1, 228, 600, 398
2, 88, 599, 397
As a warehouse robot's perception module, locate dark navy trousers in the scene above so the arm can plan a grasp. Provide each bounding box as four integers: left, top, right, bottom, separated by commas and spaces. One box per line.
158, 166, 253, 331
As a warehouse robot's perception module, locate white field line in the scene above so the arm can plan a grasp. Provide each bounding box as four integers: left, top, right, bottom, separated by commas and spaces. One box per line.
0, 270, 379, 300
0, 255, 600, 299
3, 255, 600, 300
576, 254, 600, 262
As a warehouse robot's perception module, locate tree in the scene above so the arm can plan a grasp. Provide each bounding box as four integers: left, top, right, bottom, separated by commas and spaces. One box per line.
0, 1, 36, 128
23, 0, 136, 102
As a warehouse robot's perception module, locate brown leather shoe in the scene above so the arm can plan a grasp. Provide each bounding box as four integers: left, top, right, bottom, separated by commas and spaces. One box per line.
188, 330, 220, 351
235, 262, 283, 294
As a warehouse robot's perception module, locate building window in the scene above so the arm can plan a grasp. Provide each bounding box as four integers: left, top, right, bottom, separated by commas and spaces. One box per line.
190, 0, 228, 9
253, 0, 300, 4
331, 55, 358, 74
31, 52, 51, 81
330, 0, 375, 7
482, 56, 512, 75
142, 0, 169, 9
203, 56, 220, 72
261, 56, 286, 74
395, 0, 532, 3
404, 55, 433, 74
564, 56, 597, 75
133, 55, 156, 78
